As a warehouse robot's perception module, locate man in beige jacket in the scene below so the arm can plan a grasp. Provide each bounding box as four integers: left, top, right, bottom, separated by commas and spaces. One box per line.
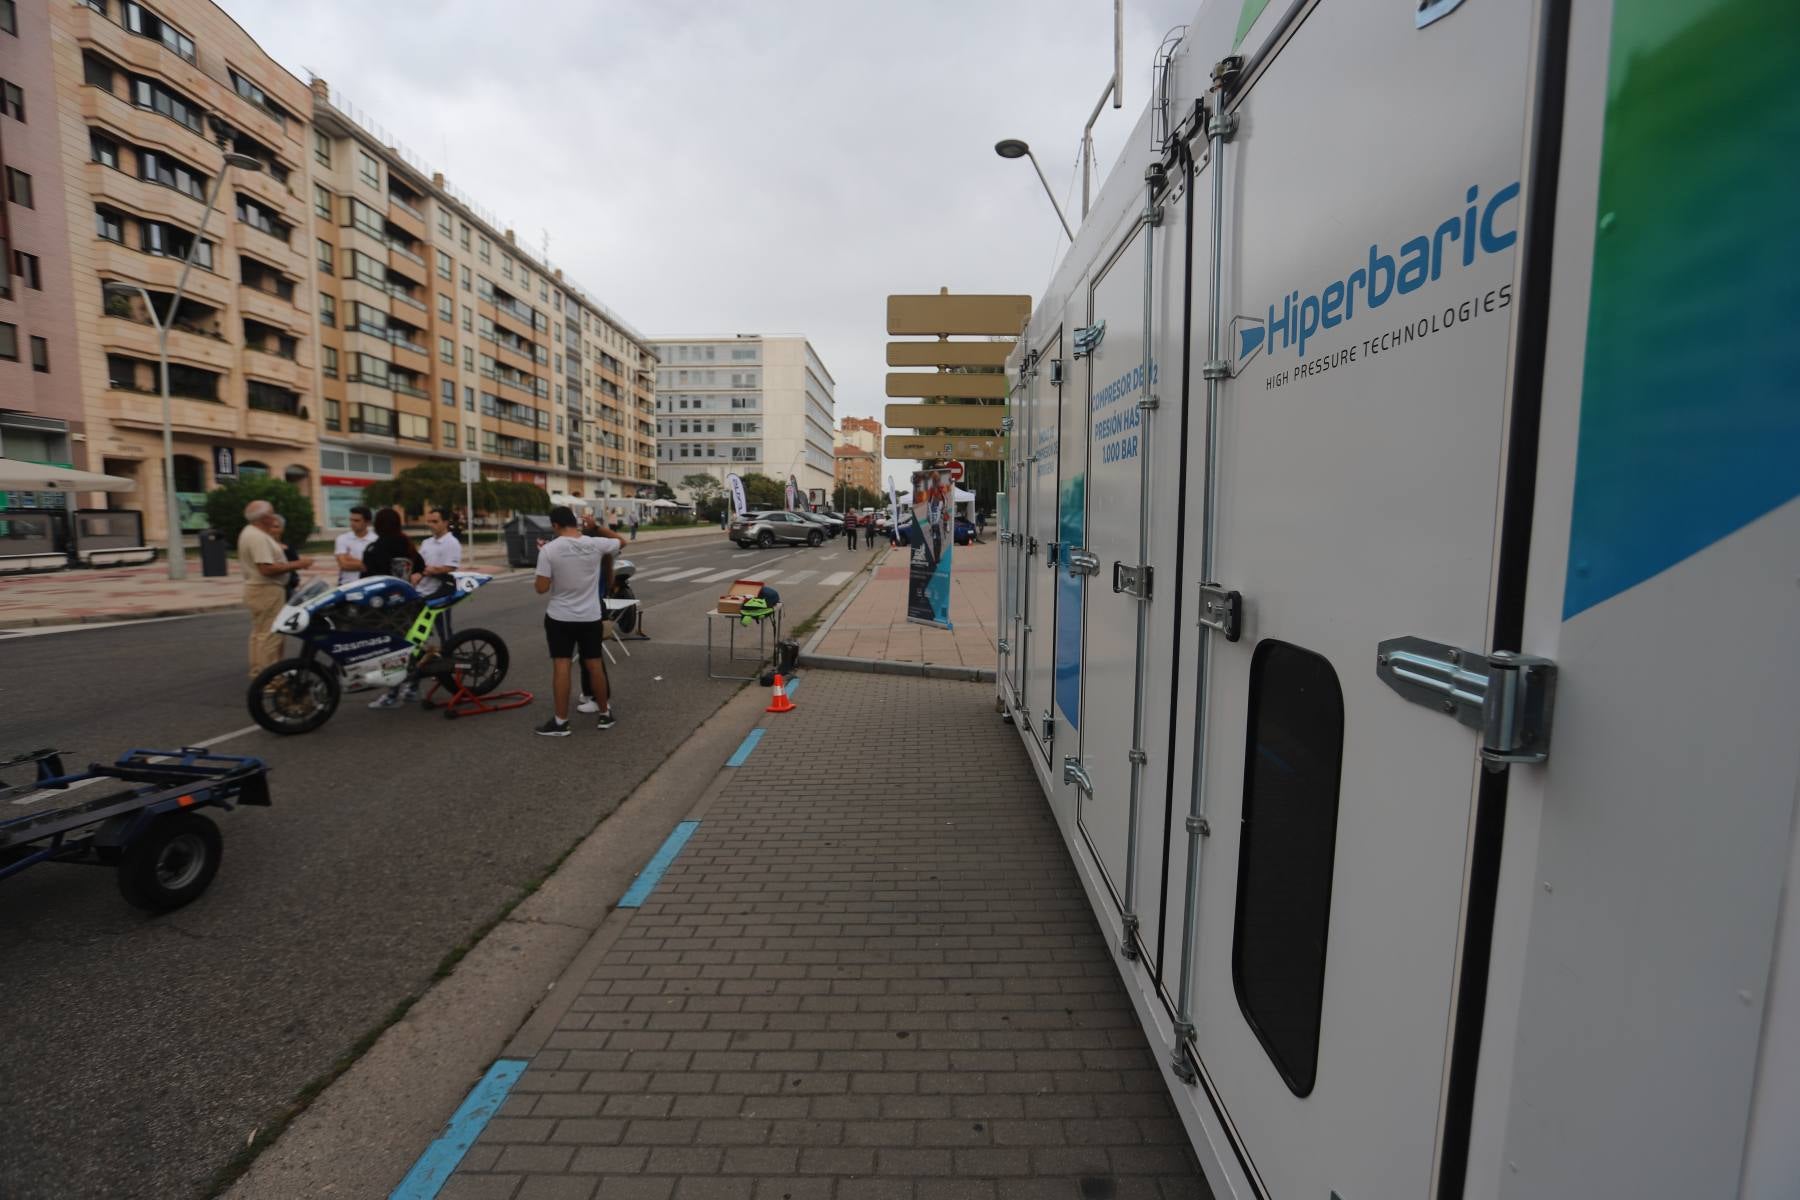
239, 500, 313, 679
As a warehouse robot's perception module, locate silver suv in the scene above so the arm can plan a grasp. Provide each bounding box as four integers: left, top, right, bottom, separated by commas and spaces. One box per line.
729, 510, 824, 548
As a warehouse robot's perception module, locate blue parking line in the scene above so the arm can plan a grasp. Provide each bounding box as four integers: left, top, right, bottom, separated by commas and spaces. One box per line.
726, 727, 765, 767
389, 1058, 528, 1199
783, 676, 800, 695
618, 820, 701, 908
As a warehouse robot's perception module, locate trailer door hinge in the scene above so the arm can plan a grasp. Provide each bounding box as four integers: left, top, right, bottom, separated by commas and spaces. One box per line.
1197, 584, 1243, 642
1066, 547, 1101, 578
1062, 756, 1094, 796
1113, 562, 1153, 600
1025, 535, 1037, 556
1000, 415, 1015, 433
1072, 323, 1106, 359
1040, 710, 1055, 741
997, 638, 1012, 654
1376, 637, 1558, 769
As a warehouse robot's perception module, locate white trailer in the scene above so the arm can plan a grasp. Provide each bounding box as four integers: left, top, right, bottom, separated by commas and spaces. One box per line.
995, 2, 1799, 1197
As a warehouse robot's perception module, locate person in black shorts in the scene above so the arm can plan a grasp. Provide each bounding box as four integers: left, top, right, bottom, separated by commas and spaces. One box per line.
532, 506, 623, 736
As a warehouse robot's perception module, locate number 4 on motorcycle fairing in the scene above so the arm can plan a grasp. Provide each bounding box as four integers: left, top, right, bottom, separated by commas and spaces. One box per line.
246, 572, 510, 735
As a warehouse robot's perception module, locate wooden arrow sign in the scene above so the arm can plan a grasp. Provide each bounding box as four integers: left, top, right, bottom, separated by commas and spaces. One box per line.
884, 372, 1009, 400
884, 403, 1007, 432
886, 293, 1030, 337
885, 341, 1013, 368
885, 433, 1007, 461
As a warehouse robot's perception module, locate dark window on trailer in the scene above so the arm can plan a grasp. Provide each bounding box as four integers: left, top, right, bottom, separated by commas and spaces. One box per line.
1231, 639, 1344, 1098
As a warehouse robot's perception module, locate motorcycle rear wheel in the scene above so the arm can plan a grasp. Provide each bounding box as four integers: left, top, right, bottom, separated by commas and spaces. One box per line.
247, 658, 341, 735
445, 628, 509, 695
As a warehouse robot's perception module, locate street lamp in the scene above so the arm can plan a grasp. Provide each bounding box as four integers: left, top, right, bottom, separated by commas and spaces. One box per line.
105, 143, 261, 579
994, 139, 1074, 242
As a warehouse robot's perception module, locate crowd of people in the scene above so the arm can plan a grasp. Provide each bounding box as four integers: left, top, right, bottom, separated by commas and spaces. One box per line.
237, 500, 629, 736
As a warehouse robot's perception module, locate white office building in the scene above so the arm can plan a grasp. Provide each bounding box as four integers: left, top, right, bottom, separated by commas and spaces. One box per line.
652, 335, 836, 504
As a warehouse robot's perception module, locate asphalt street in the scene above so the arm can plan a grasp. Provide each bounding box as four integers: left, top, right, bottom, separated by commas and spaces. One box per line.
0, 531, 878, 1200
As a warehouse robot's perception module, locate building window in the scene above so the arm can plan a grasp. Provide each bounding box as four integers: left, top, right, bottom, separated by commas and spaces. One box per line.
122, 1, 195, 61
0, 321, 16, 360
317, 239, 333, 274
94, 207, 124, 243
89, 132, 121, 169
437, 293, 453, 321
441, 379, 455, 406
460, 265, 471, 292
5, 166, 31, 208
436, 249, 451, 280
357, 148, 380, 190
398, 412, 430, 442
322, 346, 338, 379
130, 75, 202, 132
501, 256, 512, 279
0, 0, 14, 35
463, 346, 474, 370
14, 250, 40, 289
478, 237, 489, 263
461, 305, 472, 332
444, 421, 456, 447
230, 70, 289, 128
0, 79, 21, 121
464, 388, 474, 412
314, 128, 331, 166
320, 293, 336, 327
142, 151, 208, 202
439, 336, 454, 365
324, 398, 340, 431
465, 423, 475, 446
313, 184, 332, 219
142, 220, 212, 269
459, 224, 470, 250
1232, 639, 1345, 1098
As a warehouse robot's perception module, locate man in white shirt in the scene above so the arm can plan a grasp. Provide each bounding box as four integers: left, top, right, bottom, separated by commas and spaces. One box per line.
333, 505, 376, 586
533, 506, 623, 736
418, 507, 463, 597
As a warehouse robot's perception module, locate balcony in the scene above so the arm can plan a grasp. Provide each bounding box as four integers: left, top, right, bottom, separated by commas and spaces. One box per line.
100, 311, 234, 373
244, 351, 305, 391
388, 285, 428, 313
244, 407, 313, 449
235, 219, 295, 265
105, 387, 237, 438
389, 340, 431, 376
83, 161, 209, 233
91, 240, 232, 311
238, 284, 299, 328
385, 196, 426, 241
69, 6, 212, 116
386, 239, 425, 268
233, 166, 304, 224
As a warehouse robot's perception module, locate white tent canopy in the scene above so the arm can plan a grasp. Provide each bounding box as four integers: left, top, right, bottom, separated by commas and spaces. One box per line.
0, 459, 135, 493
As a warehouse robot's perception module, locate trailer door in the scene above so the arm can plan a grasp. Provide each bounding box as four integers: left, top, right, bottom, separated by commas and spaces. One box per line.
1175, 3, 1534, 1198
1001, 365, 1029, 706
1022, 328, 1063, 764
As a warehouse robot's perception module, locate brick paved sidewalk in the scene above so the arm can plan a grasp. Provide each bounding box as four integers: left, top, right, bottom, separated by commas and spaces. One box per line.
808, 541, 998, 670
440, 671, 1205, 1200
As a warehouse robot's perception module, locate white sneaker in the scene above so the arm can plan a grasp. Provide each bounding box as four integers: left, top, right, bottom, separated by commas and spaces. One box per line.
368, 692, 403, 710
576, 697, 600, 714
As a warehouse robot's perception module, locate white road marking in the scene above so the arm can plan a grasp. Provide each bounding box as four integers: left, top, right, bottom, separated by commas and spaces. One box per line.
782, 571, 817, 584
694, 567, 750, 583
0, 613, 210, 639
647, 567, 711, 582
821, 571, 853, 586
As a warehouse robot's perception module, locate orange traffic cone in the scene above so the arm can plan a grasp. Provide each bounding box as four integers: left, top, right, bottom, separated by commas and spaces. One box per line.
765, 673, 796, 713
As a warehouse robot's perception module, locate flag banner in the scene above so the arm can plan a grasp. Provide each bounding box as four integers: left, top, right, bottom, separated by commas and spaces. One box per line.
906, 467, 954, 629
785, 474, 799, 511
726, 472, 747, 517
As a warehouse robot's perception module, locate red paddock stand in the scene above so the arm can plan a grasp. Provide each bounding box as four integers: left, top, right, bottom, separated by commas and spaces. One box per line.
419, 672, 533, 720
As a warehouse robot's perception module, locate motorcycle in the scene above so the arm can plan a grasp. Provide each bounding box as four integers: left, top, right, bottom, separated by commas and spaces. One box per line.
608, 556, 640, 635
246, 572, 510, 735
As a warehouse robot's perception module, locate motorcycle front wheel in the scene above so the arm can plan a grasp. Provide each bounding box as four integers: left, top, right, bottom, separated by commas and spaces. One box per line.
247, 658, 341, 735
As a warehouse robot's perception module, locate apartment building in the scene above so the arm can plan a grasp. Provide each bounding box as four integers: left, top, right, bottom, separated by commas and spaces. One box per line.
41, 0, 316, 542
838, 414, 881, 457
1, 0, 87, 501
834, 443, 878, 496
309, 82, 657, 524
653, 334, 835, 504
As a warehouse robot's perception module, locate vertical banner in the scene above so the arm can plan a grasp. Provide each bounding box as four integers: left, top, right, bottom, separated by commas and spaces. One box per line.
906, 467, 954, 629
887, 476, 901, 531
785, 474, 799, 511
725, 472, 747, 517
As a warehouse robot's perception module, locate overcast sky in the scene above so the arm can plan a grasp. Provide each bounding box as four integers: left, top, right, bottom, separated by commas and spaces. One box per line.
234, 0, 1197, 481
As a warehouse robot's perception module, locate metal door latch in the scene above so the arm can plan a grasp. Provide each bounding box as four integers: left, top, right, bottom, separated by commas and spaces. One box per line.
1025, 536, 1038, 556
1073, 323, 1106, 359
997, 638, 1012, 654
1047, 541, 1061, 569
1063, 756, 1094, 795
1197, 584, 1242, 641
1377, 637, 1558, 768
1000, 415, 1015, 433
1066, 547, 1101, 577
1050, 358, 1065, 385
1040, 711, 1055, 741
1113, 562, 1153, 599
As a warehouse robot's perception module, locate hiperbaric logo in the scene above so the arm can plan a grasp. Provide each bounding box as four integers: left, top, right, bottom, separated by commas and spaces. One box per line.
1238, 179, 1521, 388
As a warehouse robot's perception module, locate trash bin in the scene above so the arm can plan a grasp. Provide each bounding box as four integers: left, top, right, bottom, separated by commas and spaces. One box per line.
198, 528, 230, 577
503, 513, 553, 568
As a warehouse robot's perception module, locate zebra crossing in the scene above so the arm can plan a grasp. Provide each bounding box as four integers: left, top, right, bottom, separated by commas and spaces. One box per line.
624, 555, 860, 591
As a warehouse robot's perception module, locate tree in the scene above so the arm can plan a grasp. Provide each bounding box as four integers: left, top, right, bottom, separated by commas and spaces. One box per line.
740, 472, 785, 510
204, 476, 315, 548
362, 461, 549, 520
682, 474, 726, 520
653, 479, 676, 501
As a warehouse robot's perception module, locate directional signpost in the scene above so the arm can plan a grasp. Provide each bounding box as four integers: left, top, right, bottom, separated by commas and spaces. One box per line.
884, 290, 1027, 466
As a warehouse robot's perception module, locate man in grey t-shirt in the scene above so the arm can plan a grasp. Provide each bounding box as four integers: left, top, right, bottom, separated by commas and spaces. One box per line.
532, 506, 623, 735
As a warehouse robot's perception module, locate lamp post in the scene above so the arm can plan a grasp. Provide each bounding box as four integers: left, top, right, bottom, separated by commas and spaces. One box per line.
994, 139, 1075, 242
106, 144, 261, 580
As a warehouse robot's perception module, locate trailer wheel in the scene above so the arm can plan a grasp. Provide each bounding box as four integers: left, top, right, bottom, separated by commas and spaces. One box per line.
117, 812, 221, 912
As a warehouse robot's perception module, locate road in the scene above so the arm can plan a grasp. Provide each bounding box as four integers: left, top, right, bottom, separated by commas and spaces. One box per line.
0, 531, 878, 1200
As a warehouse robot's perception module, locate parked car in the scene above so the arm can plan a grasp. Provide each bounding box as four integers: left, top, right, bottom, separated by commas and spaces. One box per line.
791, 510, 843, 539
729, 510, 826, 548
954, 517, 976, 545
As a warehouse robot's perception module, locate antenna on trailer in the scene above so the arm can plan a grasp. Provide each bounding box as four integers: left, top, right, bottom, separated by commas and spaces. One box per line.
1080, 0, 1126, 218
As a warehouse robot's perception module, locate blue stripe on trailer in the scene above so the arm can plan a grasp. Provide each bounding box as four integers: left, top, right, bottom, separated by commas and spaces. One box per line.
618, 820, 701, 908
725, 727, 765, 767
388, 1058, 528, 1199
